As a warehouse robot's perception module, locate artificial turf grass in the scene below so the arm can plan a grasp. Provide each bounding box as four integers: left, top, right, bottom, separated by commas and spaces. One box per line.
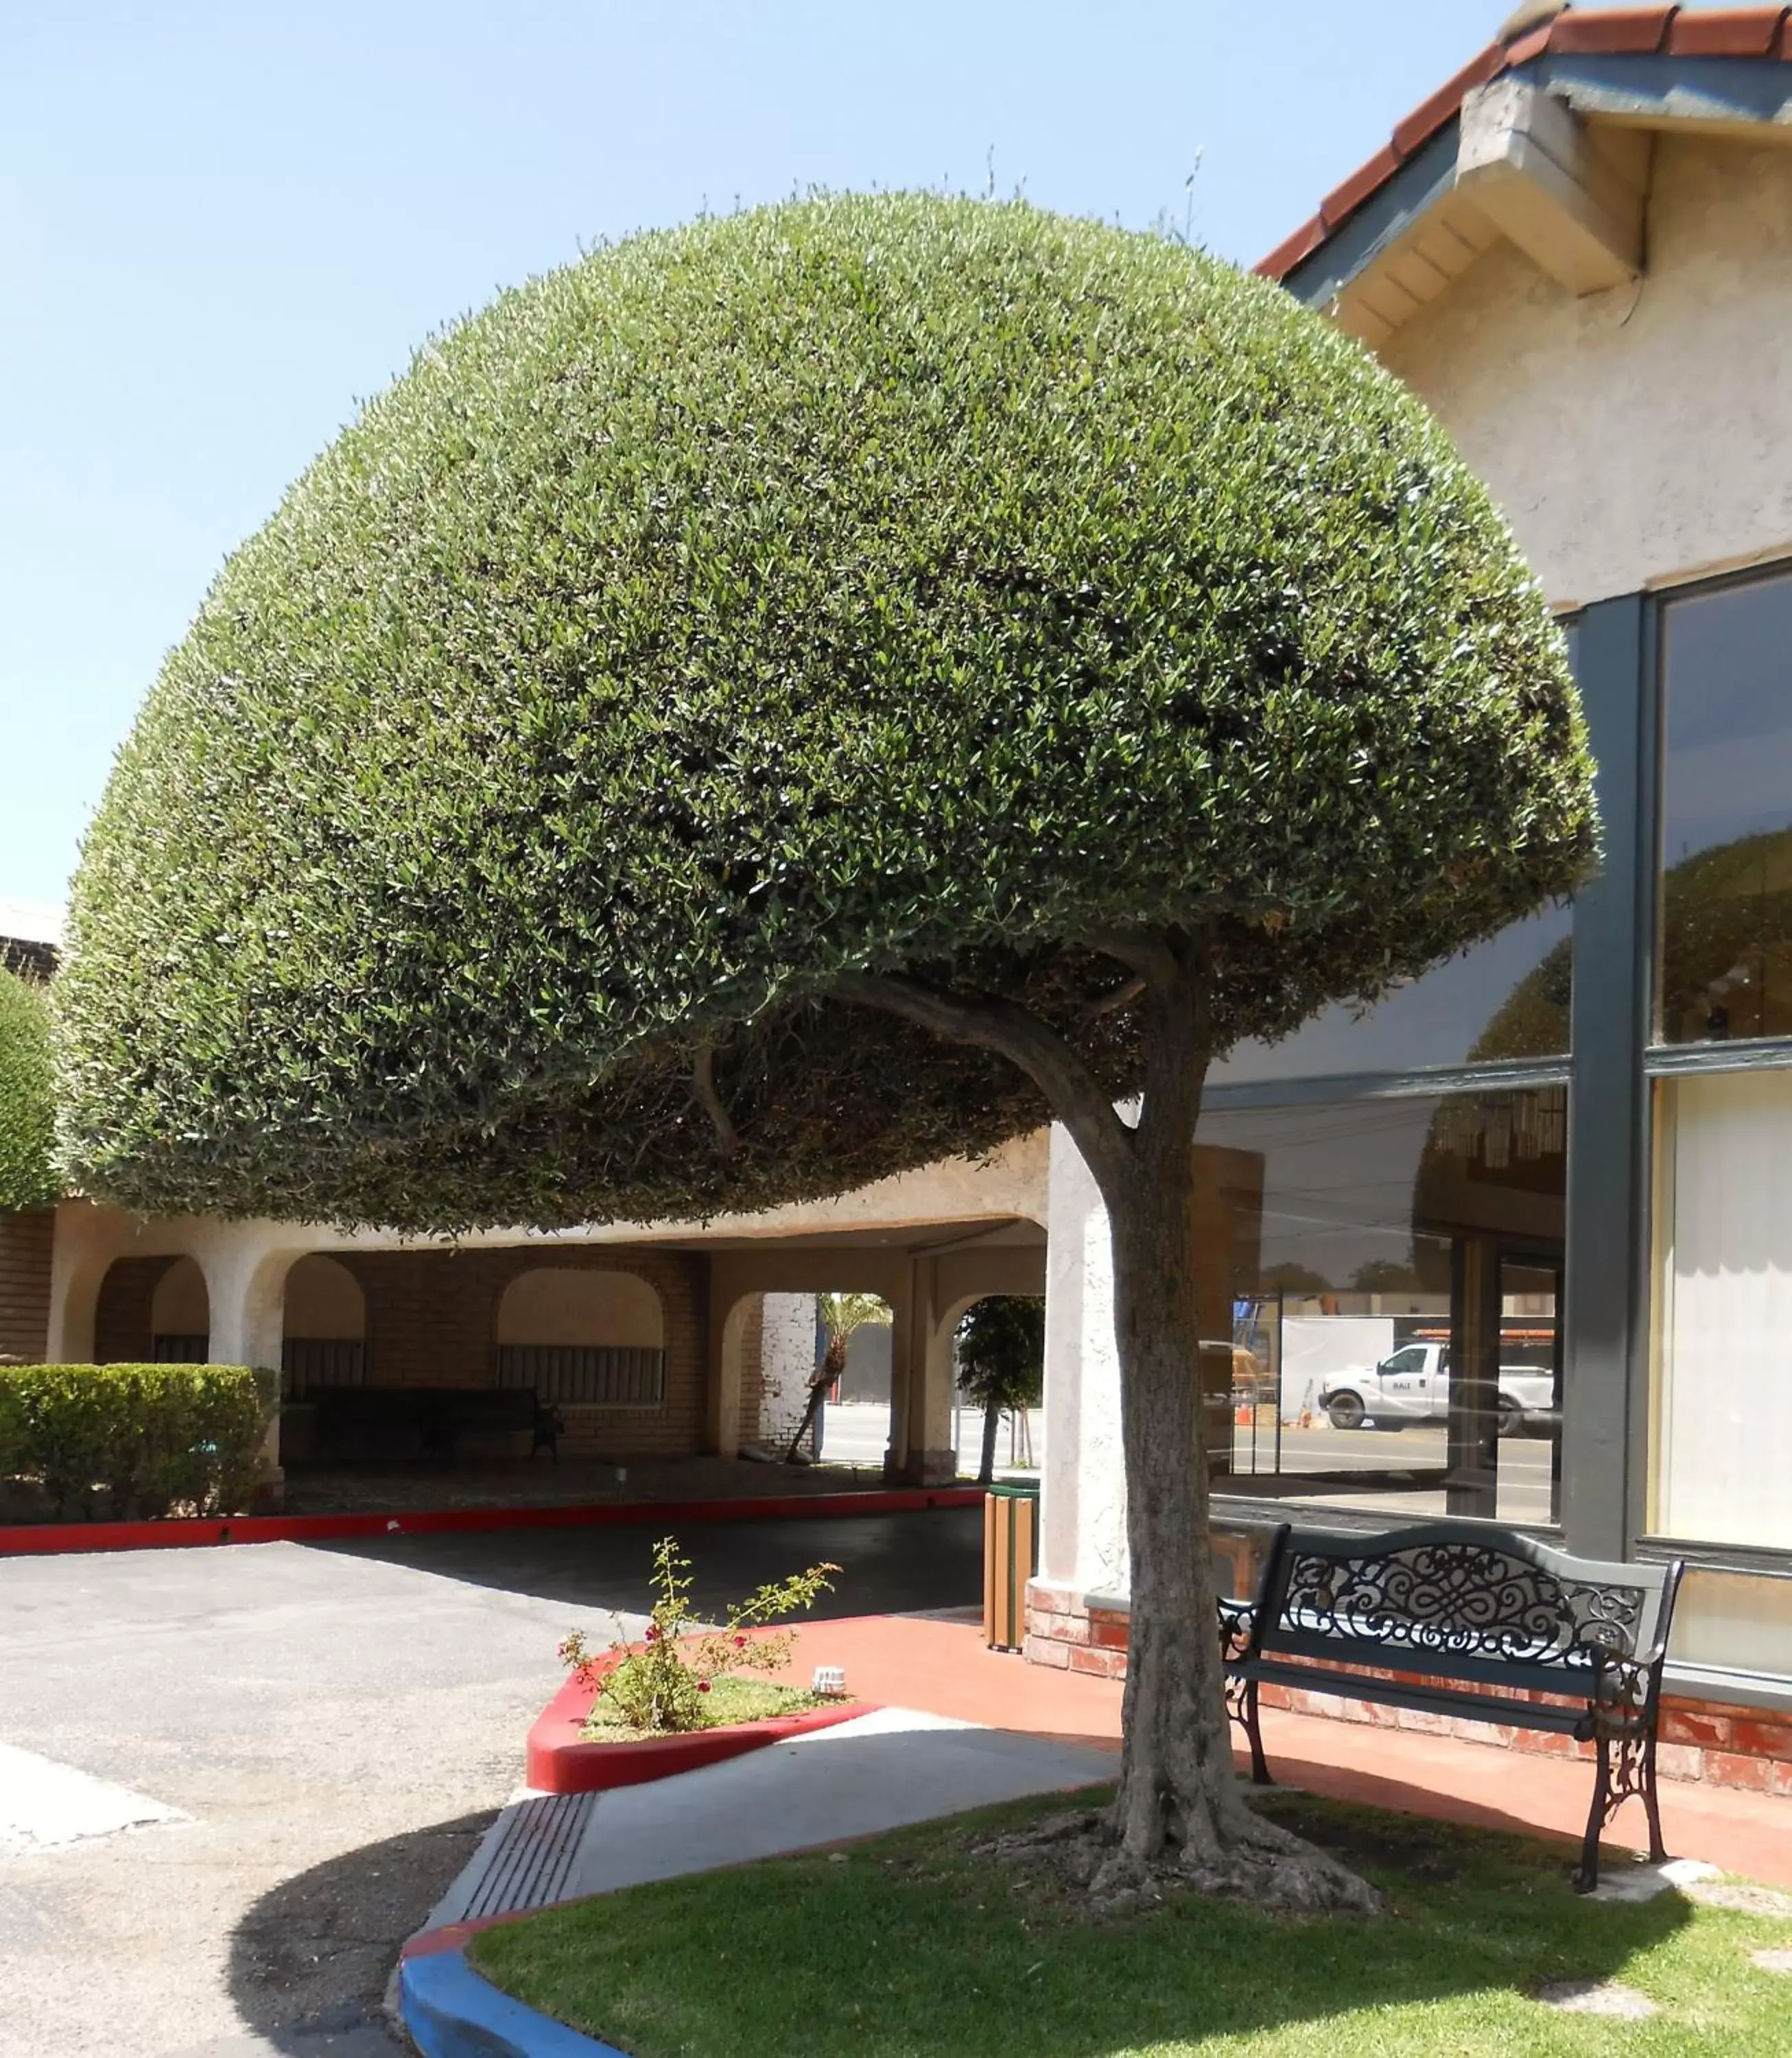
469, 1786, 1792, 2057
578, 1676, 830, 1742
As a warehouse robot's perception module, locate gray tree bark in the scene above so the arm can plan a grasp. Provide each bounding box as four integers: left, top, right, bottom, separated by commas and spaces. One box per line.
842, 943, 1377, 1908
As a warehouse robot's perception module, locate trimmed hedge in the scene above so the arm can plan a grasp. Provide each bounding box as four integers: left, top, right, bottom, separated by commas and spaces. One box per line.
0, 969, 56, 1212
60, 193, 1594, 1231
0, 1362, 276, 1522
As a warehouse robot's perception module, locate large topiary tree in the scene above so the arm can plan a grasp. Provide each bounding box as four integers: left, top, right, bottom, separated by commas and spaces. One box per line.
0, 969, 57, 1214
58, 195, 1596, 1906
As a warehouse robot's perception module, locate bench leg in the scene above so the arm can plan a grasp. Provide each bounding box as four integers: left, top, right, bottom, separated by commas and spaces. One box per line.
1575, 1727, 1668, 1893
1225, 1673, 1271, 1785
1245, 1679, 1271, 1786
1640, 1731, 1669, 1866
1575, 1736, 1610, 1893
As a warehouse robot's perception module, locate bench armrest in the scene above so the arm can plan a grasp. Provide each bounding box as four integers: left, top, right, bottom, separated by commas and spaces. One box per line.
1588, 1643, 1669, 1731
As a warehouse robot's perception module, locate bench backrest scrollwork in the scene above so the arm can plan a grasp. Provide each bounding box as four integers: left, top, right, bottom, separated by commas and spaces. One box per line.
1253, 1522, 1682, 1699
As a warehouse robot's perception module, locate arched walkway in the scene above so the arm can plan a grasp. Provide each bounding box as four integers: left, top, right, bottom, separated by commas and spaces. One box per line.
281, 1254, 366, 1393
150, 1255, 209, 1360
495, 1265, 665, 1406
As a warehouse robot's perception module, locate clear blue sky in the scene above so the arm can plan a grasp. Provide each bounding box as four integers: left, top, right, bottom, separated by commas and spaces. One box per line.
3, 0, 1511, 910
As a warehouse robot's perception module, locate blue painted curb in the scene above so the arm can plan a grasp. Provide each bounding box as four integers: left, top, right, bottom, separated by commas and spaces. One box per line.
401, 1945, 626, 2058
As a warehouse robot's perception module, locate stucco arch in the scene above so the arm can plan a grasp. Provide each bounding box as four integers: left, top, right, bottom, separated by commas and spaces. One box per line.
283, 1255, 366, 1339
150, 1255, 209, 1345
495, 1267, 663, 1349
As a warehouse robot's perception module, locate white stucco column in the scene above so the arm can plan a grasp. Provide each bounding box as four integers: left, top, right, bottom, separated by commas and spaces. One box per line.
45, 1200, 121, 1363
1038, 1122, 1128, 1601
199, 1225, 298, 1506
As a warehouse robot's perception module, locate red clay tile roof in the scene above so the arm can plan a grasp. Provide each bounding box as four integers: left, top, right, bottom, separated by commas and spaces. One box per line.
1257, 6, 1792, 280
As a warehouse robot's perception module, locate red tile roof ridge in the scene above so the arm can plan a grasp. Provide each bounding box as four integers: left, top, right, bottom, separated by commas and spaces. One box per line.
1255, 6, 1792, 281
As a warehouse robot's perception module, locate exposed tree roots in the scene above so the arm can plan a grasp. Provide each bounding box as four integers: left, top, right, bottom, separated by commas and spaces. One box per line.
971, 1800, 1384, 1922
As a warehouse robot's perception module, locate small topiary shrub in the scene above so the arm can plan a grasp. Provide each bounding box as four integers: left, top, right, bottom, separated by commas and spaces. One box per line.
0, 1363, 276, 1521
0, 969, 56, 1213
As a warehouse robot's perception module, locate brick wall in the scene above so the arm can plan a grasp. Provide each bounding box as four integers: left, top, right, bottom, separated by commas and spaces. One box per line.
336, 1244, 709, 1460
0, 1209, 53, 1361
1024, 1579, 1792, 1797
735, 1294, 767, 1445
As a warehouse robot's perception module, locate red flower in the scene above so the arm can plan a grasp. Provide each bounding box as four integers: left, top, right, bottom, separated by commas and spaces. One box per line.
644, 1624, 661, 1643
698, 1679, 711, 1694
733, 1635, 748, 1648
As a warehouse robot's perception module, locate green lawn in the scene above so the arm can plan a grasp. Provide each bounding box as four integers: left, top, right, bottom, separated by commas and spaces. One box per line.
469, 1788, 1792, 2057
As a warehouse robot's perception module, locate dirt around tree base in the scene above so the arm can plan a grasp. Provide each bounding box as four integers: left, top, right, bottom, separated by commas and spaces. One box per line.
970, 1803, 1385, 1921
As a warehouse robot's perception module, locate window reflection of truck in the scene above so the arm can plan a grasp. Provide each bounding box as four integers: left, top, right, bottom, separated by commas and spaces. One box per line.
1318, 1343, 1556, 1438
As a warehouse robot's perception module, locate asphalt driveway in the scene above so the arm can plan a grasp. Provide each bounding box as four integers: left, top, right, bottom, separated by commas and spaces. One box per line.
0, 1507, 981, 2057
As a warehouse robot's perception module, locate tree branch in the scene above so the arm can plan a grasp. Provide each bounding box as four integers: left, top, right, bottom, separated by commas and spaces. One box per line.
1081, 926, 1183, 985
691, 1044, 740, 1156
838, 972, 1135, 1194
1080, 973, 1145, 1021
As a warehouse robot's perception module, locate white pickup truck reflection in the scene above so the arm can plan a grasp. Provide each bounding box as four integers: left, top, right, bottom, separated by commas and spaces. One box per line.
1317, 1342, 1556, 1438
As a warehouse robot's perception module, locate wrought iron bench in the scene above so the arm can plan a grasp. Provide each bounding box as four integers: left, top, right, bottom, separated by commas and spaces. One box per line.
1221, 1520, 1684, 1890
311, 1385, 562, 1463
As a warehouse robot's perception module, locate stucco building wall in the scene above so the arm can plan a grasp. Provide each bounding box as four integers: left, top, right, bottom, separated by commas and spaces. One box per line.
1380, 137, 1792, 608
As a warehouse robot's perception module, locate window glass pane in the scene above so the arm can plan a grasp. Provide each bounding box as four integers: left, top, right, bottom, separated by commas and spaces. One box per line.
1660, 568, 1792, 1045
1200, 1087, 1566, 1524
1209, 910, 1572, 1083
1655, 1069, 1792, 1548
1211, 621, 1581, 1085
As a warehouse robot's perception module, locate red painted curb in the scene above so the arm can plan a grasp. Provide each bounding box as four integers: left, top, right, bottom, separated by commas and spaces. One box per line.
527, 1664, 875, 1793
0, 1485, 983, 1557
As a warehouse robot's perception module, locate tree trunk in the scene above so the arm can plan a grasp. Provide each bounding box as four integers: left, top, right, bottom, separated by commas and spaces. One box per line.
978, 1397, 1001, 1485
1104, 1151, 1246, 1862
783, 1374, 828, 1464
839, 947, 1377, 1911
1090, 953, 1378, 1910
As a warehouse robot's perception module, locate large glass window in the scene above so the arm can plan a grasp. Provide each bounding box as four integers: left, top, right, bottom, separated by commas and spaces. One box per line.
1212, 622, 1580, 1085
1208, 909, 1572, 1084
1659, 567, 1792, 1045
1654, 1069, 1792, 1548
1197, 1086, 1566, 1524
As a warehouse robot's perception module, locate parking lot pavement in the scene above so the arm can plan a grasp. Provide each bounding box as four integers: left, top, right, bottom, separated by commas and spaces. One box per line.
0, 1509, 981, 2058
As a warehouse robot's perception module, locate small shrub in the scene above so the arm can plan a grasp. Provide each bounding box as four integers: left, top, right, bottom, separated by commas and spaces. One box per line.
560, 1534, 840, 1734
0, 1363, 276, 1520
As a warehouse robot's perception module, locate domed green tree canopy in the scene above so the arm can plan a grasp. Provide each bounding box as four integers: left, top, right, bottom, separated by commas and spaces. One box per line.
0, 969, 57, 1214
59, 194, 1595, 1901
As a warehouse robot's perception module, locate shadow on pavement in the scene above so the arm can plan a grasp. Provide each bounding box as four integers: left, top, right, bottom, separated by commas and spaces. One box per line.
224, 1810, 492, 2055
305, 1506, 984, 1620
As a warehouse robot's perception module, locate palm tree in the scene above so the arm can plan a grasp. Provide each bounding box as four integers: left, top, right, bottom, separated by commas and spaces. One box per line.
783, 1293, 890, 1462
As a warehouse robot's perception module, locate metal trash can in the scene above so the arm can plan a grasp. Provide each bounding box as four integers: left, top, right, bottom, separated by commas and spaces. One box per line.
982, 1480, 1040, 1652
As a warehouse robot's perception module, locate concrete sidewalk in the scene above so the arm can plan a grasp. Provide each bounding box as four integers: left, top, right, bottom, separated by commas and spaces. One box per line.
425, 1610, 1792, 1939
429, 1707, 1117, 1925
768, 1613, 1792, 1889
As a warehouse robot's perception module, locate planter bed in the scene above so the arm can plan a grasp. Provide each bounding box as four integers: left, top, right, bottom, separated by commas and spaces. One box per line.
526, 1664, 875, 1793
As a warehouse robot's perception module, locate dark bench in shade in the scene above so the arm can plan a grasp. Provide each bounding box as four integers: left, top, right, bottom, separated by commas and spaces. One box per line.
310, 1384, 561, 1464
1221, 1519, 1684, 1891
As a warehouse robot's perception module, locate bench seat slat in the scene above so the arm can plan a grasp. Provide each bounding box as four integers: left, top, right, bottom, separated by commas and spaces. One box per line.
1240, 1656, 1593, 1736
1260, 1622, 1597, 1699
